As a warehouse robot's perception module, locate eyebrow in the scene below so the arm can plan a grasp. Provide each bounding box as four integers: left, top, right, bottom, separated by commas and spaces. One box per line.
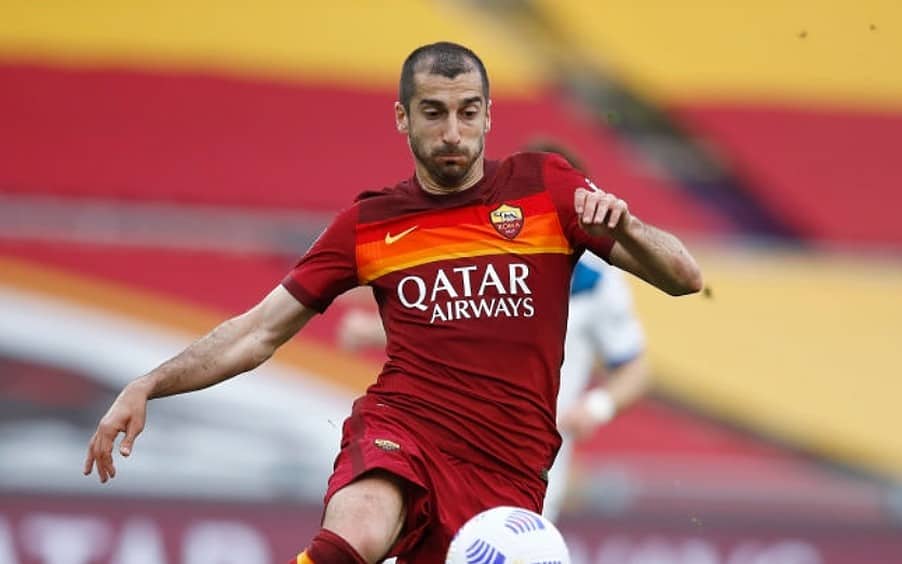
419, 96, 484, 109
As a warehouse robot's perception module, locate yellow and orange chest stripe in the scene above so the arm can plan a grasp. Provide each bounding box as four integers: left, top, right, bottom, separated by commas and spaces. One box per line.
355, 192, 572, 284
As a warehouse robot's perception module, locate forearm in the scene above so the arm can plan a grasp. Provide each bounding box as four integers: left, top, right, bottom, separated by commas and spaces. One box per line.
612, 217, 703, 296
137, 313, 274, 399
602, 356, 651, 412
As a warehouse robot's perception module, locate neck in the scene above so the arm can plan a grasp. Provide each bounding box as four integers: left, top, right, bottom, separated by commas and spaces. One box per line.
416, 154, 485, 195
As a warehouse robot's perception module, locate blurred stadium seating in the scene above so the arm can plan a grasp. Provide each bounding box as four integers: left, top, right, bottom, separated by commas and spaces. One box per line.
1, 1, 901, 562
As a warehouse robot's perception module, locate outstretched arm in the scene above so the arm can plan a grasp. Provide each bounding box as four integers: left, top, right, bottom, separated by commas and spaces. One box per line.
83, 285, 315, 483
575, 188, 703, 296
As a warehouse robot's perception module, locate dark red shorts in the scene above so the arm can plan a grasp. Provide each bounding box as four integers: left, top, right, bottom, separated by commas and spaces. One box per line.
324, 396, 546, 564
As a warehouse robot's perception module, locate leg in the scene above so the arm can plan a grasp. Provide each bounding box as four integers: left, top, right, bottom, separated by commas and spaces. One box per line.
542, 438, 573, 522
322, 469, 407, 563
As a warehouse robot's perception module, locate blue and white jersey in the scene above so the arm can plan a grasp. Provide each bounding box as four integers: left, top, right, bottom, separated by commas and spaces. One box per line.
544, 253, 646, 522
557, 253, 645, 415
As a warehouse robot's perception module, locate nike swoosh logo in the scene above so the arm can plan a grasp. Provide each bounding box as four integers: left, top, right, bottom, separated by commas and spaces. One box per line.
384, 225, 418, 245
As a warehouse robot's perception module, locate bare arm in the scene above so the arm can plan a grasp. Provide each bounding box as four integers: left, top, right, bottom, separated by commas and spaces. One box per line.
84, 285, 315, 482
602, 355, 651, 412
142, 285, 313, 398
559, 355, 650, 439
575, 188, 703, 295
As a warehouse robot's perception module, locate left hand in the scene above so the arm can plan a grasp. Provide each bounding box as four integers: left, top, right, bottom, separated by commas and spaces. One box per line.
574, 187, 632, 238
558, 401, 603, 440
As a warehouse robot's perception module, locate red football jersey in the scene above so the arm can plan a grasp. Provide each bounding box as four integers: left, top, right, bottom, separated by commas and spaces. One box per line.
282, 152, 613, 482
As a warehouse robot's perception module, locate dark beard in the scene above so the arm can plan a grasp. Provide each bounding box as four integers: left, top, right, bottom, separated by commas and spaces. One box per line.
410, 137, 483, 188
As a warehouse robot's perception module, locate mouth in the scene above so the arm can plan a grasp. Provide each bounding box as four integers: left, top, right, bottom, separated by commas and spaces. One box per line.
436, 154, 467, 165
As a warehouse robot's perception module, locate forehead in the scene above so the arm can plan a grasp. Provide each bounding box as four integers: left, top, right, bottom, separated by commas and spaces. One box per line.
411, 70, 485, 105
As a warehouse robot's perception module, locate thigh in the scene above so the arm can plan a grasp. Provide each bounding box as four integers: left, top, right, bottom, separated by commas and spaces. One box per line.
324, 469, 406, 562
399, 456, 547, 564
325, 400, 435, 560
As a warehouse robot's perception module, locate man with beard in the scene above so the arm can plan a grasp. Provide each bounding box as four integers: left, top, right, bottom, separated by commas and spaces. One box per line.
83, 42, 703, 564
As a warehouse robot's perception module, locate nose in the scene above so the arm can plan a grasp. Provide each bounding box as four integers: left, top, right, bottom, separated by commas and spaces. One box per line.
442, 115, 461, 146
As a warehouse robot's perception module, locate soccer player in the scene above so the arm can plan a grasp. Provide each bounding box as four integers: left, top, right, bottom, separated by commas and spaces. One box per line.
83, 42, 702, 563
338, 141, 650, 523
337, 245, 648, 523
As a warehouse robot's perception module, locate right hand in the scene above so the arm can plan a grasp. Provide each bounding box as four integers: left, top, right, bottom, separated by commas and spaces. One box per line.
574, 187, 633, 240
83, 382, 149, 483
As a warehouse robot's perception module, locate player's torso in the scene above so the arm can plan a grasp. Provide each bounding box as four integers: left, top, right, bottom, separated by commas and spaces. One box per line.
351, 156, 576, 474
356, 158, 573, 377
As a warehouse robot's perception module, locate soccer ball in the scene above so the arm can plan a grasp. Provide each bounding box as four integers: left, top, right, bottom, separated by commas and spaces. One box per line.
445, 506, 571, 564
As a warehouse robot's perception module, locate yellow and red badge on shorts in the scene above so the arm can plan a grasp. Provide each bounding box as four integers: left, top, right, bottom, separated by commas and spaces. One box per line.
489, 203, 524, 239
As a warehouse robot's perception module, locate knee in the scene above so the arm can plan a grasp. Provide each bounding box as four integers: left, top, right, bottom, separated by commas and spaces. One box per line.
335, 524, 394, 563
325, 516, 401, 563
323, 472, 406, 562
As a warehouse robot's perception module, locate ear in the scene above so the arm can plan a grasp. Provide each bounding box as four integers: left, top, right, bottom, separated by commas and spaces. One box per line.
395, 102, 409, 134
484, 99, 492, 133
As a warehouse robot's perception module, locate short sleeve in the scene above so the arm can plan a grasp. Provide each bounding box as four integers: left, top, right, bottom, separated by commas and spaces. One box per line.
542, 153, 615, 260
281, 205, 359, 312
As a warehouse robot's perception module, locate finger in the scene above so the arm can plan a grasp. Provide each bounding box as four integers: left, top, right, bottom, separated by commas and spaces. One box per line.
98, 450, 116, 483
582, 194, 603, 225
606, 201, 623, 229
96, 453, 108, 483
574, 188, 589, 215
95, 422, 120, 482
83, 439, 96, 475
92, 442, 108, 483
120, 416, 144, 457
589, 195, 611, 225
88, 434, 108, 482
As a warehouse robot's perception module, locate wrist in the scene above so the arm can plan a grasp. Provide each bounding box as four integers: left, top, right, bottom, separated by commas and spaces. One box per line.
584, 388, 617, 424
613, 214, 642, 242
128, 376, 156, 400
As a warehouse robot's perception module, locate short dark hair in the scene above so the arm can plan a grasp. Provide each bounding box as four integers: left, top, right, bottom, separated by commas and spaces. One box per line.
399, 42, 490, 111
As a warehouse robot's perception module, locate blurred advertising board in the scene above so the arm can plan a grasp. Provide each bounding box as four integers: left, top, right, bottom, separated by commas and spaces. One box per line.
2, 494, 900, 564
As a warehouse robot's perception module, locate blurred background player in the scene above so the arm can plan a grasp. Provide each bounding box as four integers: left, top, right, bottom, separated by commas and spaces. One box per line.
545, 251, 648, 521
339, 141, 651, 523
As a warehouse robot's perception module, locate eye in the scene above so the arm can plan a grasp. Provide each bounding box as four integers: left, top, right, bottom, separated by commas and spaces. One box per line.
423, 109, 441, 119
462, 108, 479, 119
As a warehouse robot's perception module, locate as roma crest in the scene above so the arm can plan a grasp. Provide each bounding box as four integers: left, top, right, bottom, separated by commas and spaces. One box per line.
489, 203, 524, 239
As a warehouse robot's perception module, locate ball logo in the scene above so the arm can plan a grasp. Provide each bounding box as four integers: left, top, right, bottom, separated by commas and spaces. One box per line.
504, 509, 546, 534
489, 204, 524, 239
464, 539, 505, 564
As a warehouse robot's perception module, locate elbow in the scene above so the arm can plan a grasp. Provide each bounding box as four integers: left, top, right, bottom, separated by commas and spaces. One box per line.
248, 334, 279, 368
241, 328, 279, 371
666, 260, 704, 296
